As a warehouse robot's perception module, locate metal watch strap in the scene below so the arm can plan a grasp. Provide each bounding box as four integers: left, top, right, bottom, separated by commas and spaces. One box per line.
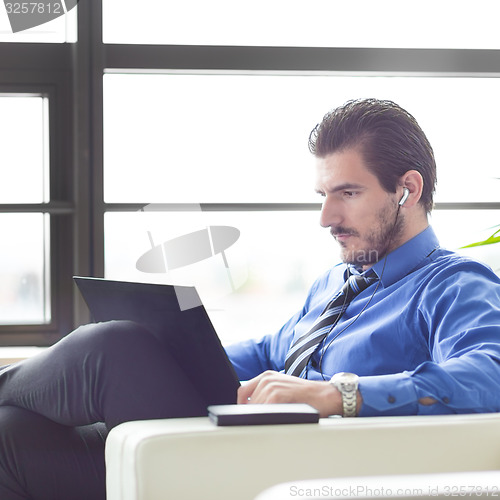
330, 372, 359, 417
340, 386, 357, 417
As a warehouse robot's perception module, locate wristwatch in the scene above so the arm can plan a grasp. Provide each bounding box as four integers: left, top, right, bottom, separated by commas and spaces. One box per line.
330, 372, 359, 417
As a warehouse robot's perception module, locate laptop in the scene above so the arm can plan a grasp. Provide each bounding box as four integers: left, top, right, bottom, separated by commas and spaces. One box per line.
74, 277, 240, 407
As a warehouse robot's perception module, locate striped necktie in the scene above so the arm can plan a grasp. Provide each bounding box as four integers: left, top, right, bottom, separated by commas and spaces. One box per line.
284, 269, 378, 378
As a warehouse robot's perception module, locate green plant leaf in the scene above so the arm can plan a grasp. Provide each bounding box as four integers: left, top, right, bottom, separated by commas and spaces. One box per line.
461, 227, 500, 248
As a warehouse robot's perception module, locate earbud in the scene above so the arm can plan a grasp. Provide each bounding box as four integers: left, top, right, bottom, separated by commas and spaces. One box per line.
399, 187, 410, 206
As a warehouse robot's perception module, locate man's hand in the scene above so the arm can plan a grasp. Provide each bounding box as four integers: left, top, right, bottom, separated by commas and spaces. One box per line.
236, 370, 356, 418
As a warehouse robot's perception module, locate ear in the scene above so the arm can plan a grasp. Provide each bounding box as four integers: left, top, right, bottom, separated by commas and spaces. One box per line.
398, 170, 424, 209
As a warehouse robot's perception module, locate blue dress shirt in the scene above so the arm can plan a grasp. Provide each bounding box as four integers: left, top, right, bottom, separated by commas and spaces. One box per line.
225, 226, 500, 416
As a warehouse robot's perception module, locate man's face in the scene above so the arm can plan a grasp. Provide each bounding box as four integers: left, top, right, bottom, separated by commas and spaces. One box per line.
315, 148, 403, 269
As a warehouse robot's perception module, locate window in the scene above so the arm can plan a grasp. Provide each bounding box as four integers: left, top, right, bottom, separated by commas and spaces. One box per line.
103, 73, 499, 204
0, 77, 74, 345
0, 213, 50, 324
103, 72, 500, 343
1, 0, 499, 346
0, 95, 51, 326
0, 95, 49, 204
103, 0, 500, 49
0, 2, 79, 346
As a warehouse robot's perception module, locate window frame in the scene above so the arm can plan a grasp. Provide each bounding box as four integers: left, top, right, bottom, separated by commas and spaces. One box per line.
0, 46, 75, 345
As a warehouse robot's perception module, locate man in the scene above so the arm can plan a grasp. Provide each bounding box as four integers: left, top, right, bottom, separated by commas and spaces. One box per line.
1, 98, 500, 499
230, 98, 500, 417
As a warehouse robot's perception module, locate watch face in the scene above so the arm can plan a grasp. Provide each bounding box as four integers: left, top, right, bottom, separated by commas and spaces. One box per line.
343, 382, 356, 391
332, 372, 359, 391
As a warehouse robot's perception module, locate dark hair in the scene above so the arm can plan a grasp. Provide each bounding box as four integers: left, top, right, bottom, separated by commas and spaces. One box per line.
308, 98, 437, 213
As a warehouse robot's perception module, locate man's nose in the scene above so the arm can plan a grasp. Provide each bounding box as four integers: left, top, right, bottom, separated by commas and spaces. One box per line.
319, 197, 343, 228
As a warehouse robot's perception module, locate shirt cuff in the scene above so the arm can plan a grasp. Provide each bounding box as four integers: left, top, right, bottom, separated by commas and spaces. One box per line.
358, 372, 419, 416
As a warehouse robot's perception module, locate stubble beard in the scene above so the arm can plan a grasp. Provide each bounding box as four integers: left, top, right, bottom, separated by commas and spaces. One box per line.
338, 204, 404, 268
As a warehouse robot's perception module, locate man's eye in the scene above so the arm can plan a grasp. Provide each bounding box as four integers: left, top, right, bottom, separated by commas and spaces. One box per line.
344, 191, 355, 197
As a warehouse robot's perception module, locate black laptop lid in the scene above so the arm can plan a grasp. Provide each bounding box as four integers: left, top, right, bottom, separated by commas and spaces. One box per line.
74, 277, 240, 406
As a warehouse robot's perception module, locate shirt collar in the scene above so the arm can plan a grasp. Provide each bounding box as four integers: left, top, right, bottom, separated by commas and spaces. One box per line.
365, 225, 440, 287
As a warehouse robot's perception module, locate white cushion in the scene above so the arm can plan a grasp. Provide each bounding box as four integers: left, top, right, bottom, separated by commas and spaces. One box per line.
106, 413, 500, 500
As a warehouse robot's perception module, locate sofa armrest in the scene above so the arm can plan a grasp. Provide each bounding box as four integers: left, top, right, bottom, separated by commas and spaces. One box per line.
106, 413, 500, 500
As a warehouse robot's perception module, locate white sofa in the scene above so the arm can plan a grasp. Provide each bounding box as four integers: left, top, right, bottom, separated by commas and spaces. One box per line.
105, 412, 500, 500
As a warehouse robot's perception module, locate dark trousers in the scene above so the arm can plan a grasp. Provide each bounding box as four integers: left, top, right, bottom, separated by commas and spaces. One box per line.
0, 320, 207, 500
